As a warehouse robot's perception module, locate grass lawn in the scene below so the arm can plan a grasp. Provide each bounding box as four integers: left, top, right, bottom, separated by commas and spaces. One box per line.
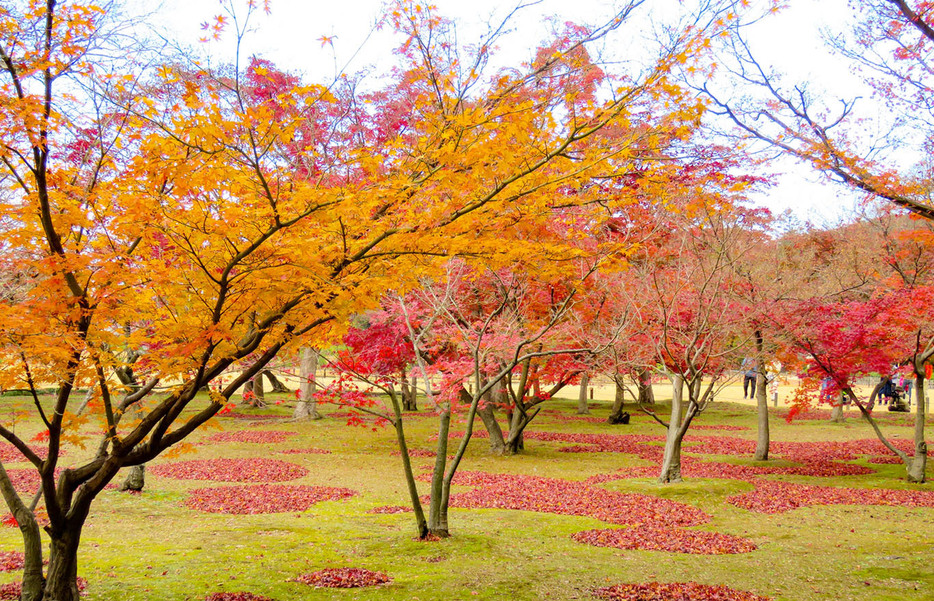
0, 389, 931, 601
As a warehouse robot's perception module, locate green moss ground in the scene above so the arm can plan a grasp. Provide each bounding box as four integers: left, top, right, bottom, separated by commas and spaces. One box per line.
0, 390, 931, 600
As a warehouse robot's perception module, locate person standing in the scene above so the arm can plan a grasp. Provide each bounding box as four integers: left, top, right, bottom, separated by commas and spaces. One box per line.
742, 358, 757, 399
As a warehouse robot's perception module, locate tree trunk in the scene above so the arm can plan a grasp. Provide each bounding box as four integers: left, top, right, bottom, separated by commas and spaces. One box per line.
908, 373, 928, 483
503, 400, 532, 455
401, 368, 418, 411
261, 369, 290, 393
754, 372, 770, 460
608, 374, 629, 424
390, 396, 427, 538
637, 368, 655, 405
0, 463, 43, 601
473, 385, 505, 455
830, 395, 845, 423
753, 331, 770, 460
252, 373, 265, 406
74, 386, 94, 416
427, 409, 451, 537
293, 348, 321, 420
659, 374, 684, 483
120, 465, 145, 492
576, 373, 591, 414
44, 522, 84, 601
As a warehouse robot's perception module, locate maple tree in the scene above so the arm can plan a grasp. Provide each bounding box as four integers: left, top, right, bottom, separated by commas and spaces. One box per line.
709, 1, 934, 218
322, 257, 607, 537
768, 213, 933, 482
622, 177, 759, 482
0, 0, 740, 596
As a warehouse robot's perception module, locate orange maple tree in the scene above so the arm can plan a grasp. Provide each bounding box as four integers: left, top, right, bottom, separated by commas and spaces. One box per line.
0, 0, 735, 597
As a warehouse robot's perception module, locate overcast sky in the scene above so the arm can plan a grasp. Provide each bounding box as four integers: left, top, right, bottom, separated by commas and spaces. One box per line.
146, 0, 873, 226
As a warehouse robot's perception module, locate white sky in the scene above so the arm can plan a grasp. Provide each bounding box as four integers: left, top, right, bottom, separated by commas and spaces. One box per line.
145, 0, 880, 226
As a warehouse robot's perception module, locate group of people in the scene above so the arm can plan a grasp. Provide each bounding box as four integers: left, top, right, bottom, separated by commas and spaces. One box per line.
877, 375, 913, 407
740, 358, 781, 402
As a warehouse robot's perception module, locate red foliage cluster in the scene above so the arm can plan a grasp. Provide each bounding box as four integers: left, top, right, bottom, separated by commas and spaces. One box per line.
0, 551, 24, 572
278, 448, 331, 455
0, 577, 86, 600
207, 431, 297, 444
150, 459, 307, 482
205, 594, 275, 601
728, 479, 934, 514
428, 471, 708, 528
185, 485, 356, 514
593, 581, 771, 600
291, 568, 392, 588
572, 527, 757, 554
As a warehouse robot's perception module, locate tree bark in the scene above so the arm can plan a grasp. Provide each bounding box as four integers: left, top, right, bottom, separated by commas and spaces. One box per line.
908, 372, 928, 483
401, 367, 418, 411
427, 409, 451, 537
576, 373, 591, 414
0, 463, 43, 601
608, 373, 629, 424
637, 368, 655, 405
252, 372, 265, 406
293, 348, 321, 420
388, 388, 428, 538
260, 369, 290, 393
830, 395, 845, 423
44, 521, 84, 601
120, 465, 145, 492
473, 385, 505, 455
753, 331, 770, 460
504, 409, 528, 455
754, 372, 770, 460
659, 374, 685, 483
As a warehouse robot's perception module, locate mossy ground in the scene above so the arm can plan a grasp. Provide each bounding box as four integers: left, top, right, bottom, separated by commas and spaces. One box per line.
0, 386, 931, 601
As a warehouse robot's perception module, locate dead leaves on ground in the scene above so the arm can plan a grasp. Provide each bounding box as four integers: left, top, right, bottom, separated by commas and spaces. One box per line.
150, 458, 307, 482
184, 484, 356, 514
291, 567, 391, 588
593, 581, 771, 600
572, 527, 757, 554
207, 431, 297, 444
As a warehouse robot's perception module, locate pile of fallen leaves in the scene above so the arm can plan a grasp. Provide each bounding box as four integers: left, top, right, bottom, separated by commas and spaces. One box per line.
593, 581, 771, 600
429, 471, 709, 528
0, 551, 24, 572
185, 485, 356, 514
368, 505, 410, 514
204, 593, 275, 601
0, 577, 86, 600
1, 508, 49, 528
0, 444, 54, 463
291, 567, 391, 588
572, 527, 757, 554
150, 458, 307, 482
207, 431, 297, 444
728, 479, 934, 514
278, 448, 331, 455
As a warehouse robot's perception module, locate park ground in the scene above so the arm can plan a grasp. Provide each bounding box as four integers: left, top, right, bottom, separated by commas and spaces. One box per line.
0, 387, 931, 601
